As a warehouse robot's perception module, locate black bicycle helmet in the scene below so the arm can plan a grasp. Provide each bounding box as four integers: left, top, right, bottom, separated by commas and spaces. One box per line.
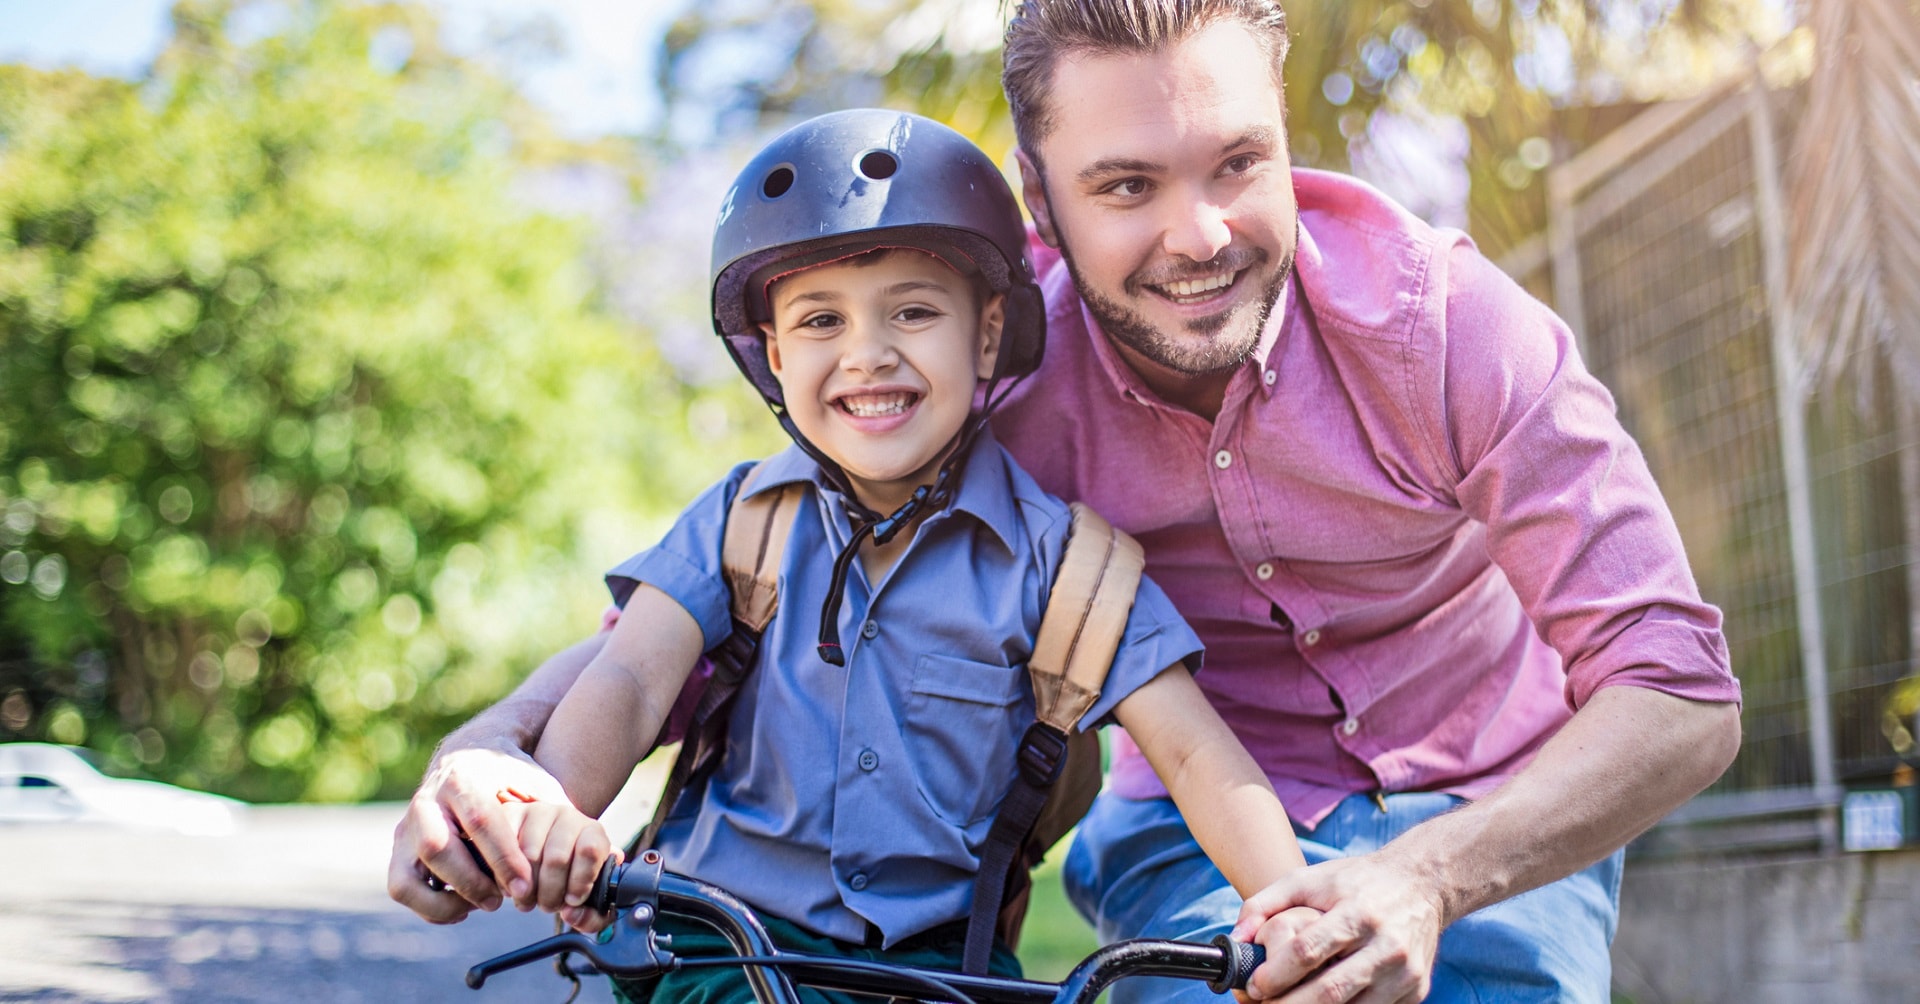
708, 109, 1046, 665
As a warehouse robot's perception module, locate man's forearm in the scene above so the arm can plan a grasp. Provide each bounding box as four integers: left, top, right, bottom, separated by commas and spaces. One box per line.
432, 633, 607, 763
1381, 685, 1741, 926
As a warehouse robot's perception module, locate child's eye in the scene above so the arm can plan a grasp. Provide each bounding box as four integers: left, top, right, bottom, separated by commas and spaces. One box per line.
895, 306, 942, 323
796, 312, 842, 331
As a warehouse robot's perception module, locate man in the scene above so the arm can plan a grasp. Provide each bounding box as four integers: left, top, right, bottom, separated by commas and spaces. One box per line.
390, 3, 1743, 1001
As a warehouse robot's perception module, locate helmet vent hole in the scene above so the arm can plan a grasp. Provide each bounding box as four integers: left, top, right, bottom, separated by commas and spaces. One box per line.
857, 150, 898, 180
762, 166, 795, 199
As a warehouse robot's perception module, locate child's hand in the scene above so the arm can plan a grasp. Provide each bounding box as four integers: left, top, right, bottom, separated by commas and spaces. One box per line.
497, 799, 621, 933
1229, 904, 1324, 1003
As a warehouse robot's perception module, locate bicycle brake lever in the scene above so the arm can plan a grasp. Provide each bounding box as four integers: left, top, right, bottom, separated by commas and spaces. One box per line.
465, 930, 607, 988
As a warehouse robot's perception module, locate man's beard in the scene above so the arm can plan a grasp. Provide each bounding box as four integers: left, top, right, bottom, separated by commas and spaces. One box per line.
1061, 242, 1294, 378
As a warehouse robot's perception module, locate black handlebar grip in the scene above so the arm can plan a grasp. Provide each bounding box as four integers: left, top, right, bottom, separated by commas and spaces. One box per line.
586, 856, 618, 912
1207, 934, 1266, 994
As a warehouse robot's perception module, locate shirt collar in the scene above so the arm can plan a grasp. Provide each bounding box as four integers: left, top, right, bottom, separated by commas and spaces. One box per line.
743, 432, 1020, 554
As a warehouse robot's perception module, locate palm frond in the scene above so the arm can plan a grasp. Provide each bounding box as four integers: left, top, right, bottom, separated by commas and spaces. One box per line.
1787, 0, 1920, 398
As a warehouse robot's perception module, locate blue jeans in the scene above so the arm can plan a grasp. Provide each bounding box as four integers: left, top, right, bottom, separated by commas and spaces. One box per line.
1063, 791, 1623, 1003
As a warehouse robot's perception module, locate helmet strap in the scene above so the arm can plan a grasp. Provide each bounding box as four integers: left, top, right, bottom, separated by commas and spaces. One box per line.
807, 369, 1026, 667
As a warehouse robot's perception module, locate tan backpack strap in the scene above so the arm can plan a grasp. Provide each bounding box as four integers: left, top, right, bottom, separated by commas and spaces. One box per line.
1028, 502, 1145, 734
720, 465, 805, 633
967, 502, 1147, 970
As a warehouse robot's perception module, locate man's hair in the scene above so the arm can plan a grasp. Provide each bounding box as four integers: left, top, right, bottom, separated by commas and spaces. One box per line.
1002, 0, 1291, 160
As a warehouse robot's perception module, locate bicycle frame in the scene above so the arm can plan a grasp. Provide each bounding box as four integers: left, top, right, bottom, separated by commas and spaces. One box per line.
464, 850, 1263, 1003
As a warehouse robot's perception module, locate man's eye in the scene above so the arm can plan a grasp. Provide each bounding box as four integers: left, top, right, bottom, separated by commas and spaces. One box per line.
1224, 155, 1256, 175
1103, 178, 1150, 198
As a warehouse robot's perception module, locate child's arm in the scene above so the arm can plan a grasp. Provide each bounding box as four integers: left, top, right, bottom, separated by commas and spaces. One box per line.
1112, 665, 1307, 897
519, 583, 706, 918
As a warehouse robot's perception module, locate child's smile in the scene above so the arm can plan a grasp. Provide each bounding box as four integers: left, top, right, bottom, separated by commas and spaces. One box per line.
762, 249, 1004, 514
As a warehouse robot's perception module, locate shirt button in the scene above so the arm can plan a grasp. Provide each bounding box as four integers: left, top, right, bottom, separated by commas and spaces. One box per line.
1214, 449, 1233, 470
861, 619, 879, 639
857, 749, 878, 772
848, 872, 869, 891
1302, 628, 1322, 647
1255, 562, 1274, 580
1263, 369, 1277, 386
1341, 718, 1360, 736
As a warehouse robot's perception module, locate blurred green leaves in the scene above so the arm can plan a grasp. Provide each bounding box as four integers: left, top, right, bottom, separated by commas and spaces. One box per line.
0, 0, 774, 802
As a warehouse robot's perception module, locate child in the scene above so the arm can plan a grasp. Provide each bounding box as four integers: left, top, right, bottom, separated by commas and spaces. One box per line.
507, 109, 1309, 1000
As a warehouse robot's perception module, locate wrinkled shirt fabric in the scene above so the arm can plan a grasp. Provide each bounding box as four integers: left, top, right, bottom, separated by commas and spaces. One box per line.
607, 434, 1201, 945
992, 168, 1740, 828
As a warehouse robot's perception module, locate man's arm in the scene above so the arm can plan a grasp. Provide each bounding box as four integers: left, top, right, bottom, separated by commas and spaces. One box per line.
386, 632, 604, 924
1235, 686, 1740, 1002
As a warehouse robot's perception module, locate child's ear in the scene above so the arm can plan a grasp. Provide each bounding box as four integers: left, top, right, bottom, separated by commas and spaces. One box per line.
975, 293, 1006, 380
759, 323, 783, 376
1016, 149, 1059, 249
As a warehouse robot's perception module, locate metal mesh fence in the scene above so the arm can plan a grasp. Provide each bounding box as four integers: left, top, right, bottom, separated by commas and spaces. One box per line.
1572, 94, 1810, 794
1515, 82, 1917, 830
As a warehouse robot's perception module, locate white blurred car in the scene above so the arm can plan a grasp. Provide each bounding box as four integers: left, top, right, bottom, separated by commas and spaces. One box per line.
0, 742, 246, 836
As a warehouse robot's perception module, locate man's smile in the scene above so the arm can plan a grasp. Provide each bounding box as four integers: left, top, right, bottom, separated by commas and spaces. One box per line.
1147, 269, 1243, 306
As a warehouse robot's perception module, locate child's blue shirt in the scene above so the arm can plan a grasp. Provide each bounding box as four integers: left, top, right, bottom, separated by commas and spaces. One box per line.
605, 432, 1202, 948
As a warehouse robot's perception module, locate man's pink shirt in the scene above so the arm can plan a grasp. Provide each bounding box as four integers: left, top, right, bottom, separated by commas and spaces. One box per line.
993, 168, 1740, 827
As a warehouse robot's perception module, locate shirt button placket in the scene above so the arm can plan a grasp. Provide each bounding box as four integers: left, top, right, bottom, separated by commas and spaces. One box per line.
1213, 449, 1233, 470
848, 872, 869, 892
857, 749, 878, 772
860, 619, 879, 640
1255, 561, 1274, 581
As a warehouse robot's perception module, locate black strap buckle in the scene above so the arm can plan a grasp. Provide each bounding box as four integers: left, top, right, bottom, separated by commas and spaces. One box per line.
1015, 723, 1070, 787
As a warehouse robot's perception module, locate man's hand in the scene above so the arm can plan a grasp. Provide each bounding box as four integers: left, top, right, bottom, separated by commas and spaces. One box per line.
1232, 857, 1442, 1003
1230, 905, 1326, 1004
385, 633, 608, 924
386, 742, 570, 924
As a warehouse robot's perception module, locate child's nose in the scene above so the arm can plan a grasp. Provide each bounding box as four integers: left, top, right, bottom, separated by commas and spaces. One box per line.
840, 321, 900, 372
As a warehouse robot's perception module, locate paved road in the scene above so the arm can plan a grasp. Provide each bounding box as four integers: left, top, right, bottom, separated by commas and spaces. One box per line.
0, 803, 630, 1003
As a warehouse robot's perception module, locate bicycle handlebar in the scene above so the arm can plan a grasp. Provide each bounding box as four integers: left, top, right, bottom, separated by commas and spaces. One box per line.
458, 849, 1267, 1003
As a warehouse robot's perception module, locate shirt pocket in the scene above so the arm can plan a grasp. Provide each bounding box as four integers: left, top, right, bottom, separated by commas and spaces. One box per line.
901, 654, 1028, 828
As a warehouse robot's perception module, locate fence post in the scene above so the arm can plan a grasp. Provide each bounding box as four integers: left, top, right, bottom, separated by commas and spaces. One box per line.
1746, 70, 1841, 852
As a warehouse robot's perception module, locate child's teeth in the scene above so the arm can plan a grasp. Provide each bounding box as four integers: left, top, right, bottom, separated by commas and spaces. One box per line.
842, 392, 913, 416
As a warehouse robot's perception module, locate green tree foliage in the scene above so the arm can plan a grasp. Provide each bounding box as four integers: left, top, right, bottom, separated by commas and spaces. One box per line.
0, 1, 766, 801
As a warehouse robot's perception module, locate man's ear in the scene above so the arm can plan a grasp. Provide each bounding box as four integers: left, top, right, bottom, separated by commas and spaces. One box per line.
1016, 149, 1060, 249
759, 323, 783, 377
975, 294, 1006, 380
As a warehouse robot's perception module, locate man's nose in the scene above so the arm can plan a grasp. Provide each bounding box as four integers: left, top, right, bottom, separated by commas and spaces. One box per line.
1161, 196, 1233, 263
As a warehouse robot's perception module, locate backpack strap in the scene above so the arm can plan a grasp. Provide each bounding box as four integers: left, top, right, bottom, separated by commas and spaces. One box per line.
631, 463, 804, 854
962, 502, 1144, 973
